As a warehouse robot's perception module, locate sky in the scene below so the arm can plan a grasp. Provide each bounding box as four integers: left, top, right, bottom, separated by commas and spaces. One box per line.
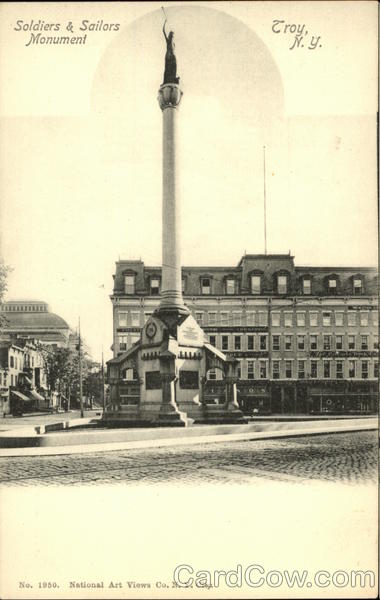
0, 1, 378, 361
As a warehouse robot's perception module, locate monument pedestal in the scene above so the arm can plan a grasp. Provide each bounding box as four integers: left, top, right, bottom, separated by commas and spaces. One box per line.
104, 313, 247, 427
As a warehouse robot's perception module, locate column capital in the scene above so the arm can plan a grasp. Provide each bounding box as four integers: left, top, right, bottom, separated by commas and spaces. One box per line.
158, 83, 183, 110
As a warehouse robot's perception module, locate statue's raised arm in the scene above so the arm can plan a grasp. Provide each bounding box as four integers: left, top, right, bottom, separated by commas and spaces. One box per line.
162, 17, 180, 84
163, 19, 168, 42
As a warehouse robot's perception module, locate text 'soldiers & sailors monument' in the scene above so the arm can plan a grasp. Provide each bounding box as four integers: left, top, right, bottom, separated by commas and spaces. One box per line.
103, 18, 246, 426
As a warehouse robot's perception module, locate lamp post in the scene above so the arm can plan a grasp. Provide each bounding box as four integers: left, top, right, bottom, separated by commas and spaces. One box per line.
78, 318, 83, 418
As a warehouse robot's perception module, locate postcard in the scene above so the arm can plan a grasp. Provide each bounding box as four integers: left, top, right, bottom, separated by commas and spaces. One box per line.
0, 2, 378, 599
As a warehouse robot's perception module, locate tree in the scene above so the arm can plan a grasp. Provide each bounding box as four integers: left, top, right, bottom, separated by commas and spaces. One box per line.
0, 261, 12, 333
36, 344, 72, 393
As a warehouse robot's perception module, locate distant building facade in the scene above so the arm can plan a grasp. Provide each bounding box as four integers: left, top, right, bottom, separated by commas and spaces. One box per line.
110, 254, 378, 415
0, 340, 50, 415
0, 300, 70, 347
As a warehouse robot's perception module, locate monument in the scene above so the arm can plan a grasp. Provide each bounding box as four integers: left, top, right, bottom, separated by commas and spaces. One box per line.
104, 17, 247, 426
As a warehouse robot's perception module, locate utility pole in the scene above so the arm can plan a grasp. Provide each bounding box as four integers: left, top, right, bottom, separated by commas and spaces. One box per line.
78, 318, 83, 418
101, 346, 105, 413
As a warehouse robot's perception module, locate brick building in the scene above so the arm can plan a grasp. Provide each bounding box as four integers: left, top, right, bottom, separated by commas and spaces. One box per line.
110, 254, 378, 415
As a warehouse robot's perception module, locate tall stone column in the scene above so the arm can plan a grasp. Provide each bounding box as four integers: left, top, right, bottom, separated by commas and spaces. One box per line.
157, 84, 189, 323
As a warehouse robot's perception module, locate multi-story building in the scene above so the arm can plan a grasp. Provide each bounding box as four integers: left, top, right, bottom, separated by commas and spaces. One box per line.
0, 339, 49, 415
110, 254, 378, 415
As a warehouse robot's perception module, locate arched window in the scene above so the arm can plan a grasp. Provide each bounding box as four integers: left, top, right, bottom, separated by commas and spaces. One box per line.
352, 275, 364, 295
248, 271, 263, 295
325, 274, 339, 295
274, 270, 290, 295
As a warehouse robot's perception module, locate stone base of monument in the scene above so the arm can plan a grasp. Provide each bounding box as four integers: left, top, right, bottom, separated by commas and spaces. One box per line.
104, 311, 248, 428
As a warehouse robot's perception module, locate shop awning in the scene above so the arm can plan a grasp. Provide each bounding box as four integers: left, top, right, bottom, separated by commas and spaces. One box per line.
11, 390, 31, 401
29, 389, 45, 402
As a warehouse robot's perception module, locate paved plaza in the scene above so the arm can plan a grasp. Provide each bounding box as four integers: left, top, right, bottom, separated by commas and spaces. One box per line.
0, 431, 377, 487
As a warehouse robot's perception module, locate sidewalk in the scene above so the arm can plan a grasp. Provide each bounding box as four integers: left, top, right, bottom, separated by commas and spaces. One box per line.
0, 410, 102, 432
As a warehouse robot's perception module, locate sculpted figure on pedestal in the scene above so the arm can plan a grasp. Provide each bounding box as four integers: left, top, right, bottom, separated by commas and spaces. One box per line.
163, 19, 179, 84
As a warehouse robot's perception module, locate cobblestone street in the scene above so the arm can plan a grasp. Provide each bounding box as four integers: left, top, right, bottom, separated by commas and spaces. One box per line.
0, 431, 377, 487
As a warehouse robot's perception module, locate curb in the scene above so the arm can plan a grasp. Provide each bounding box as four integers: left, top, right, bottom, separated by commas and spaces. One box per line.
0, 421, 376, 457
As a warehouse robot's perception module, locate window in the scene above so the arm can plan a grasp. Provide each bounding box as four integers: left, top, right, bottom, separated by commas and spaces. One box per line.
285, 361, 292, 378
247, 361, 255, 380
124, 368, 135, 381
298, 360, 305, 379
10, 374, 14, 386
336, 335, 343, 350
131, 312, 140, 327
150, 278, 160, 295
233, 312, 241, 326
226, 279, 236, 295
373, 334, 378, 350
361, 361, 368, 379
10, 356, 14, 368
208, 312, 217, 325
118, 335, 128, 351
348, 335, 355, 350
259, 335, 267, 350
221, 336, 229, 351
285, 335, 292, 351
209, 335, 216, 347
258, 312, 268, 326
311, 361, 318, 378
259, 361, 267, 379
251, 275, 261, 295
272, 360, 280, 379
247, 335, 254, 351
297, 335, 305, 350
335, 312, 344, 326
237, 360, 242, 379
310, 312, 318, 327
201, 278, 211, 295
336, 361, 343, 379
272, 335, 280, 351
360, 335, 368, 350
348, 312, 357, 326
277, 275, 287, 294
144, 312, 152, 323
322, 312, 331, 326
195, 312, 203, 325
310, 335, 318, 350
296, 312, 306, 327
374, 362, 379, 378
323, 361, 330, 378
124, 275, 135, 294
208, 369, 216, 381
328, 278, 337, 294
353, 278, 363, 295
360, 312, 369, 326
271, 313, 280, 327
118, 312, 127, 326
234, 336, 241, 350
323, 335, 331, 350
220, 312, 229, 325
303, 279, 311, 295
348, 360, 355, 378
246, 312, 255, 325
284, 313, 292, 327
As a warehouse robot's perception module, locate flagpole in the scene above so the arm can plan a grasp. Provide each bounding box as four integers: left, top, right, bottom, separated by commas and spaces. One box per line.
263, 145, 267, 255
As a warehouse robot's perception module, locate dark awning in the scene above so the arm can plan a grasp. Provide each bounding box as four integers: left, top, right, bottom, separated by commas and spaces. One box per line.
11, 390, 31, 401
